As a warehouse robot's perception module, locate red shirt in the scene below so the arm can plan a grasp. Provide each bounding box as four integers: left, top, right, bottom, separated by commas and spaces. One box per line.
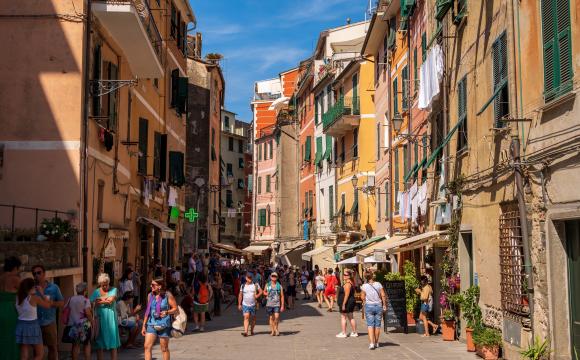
325, 275, 337, 290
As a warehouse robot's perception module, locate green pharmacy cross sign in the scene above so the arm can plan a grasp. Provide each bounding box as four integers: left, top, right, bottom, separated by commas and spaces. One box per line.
185, 208, 199, 223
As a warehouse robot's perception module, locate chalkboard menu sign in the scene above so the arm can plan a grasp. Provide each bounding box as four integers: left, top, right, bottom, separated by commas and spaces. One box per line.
383, 280, 408, 333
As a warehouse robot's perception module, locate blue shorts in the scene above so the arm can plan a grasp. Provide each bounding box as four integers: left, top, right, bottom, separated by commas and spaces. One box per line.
365, 304, 383, 328
421, 303, 432, 313
242, 305, 256, 316
146, 324, 171, 338
266, 306, 280, 315
316, 285, 325, 291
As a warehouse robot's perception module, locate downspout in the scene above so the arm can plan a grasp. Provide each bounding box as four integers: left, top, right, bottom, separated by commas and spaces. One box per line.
511, 136, 535, 338
514, 0, 525, 155
81, 0, 93, 283
406, 17, 412, 234
387, 46, 393, 238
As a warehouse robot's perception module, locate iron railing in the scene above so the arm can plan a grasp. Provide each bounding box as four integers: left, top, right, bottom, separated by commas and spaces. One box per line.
0, 204, 76, 242
322, 96, 360, 131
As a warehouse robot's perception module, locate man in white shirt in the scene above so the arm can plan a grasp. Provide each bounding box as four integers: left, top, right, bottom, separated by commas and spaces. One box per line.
237, 272, 262, 337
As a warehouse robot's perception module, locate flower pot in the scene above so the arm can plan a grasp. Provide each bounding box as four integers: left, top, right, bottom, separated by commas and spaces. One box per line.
475, 345, 499, 360
407, 312, 416, 326
521, 295, 529, 306
466, 327, 476, 352
441, 319, 455, 341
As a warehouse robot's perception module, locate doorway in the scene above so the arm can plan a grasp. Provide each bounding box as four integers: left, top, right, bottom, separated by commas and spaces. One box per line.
565, 220, 580, 357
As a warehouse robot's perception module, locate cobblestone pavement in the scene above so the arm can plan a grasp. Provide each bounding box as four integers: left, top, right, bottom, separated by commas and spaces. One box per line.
119, 299, 480, 360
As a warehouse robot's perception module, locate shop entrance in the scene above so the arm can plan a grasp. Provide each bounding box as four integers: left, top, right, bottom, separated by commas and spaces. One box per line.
565, 220, 580, 357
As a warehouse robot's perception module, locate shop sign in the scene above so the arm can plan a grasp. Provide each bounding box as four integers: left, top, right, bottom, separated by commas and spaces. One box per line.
104, 239, 117, 258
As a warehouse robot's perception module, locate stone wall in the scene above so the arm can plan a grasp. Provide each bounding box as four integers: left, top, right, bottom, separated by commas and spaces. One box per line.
0, 240, 79, 270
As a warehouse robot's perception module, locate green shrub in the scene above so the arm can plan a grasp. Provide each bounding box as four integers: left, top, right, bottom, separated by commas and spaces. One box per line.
520, 336, 551, 360
472, 327, 502, 347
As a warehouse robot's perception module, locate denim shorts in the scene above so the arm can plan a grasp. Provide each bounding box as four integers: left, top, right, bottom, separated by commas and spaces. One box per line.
365, 303, 383, 328
242, 305, 256, 316
266, 306, 280, 315
421, 303, 432, 313
146, 324, 171, 338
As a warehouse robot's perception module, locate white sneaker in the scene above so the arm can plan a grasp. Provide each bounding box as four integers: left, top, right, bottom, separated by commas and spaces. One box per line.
369, 344, 375, 350
374, 343, 379, 348
192, 326, 200, 332
199, 327, 205, 332
336, 332, 348, 338
350, 332, 359, 337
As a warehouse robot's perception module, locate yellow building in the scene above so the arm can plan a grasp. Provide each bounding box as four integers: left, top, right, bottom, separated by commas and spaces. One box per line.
323, 59, 376, 243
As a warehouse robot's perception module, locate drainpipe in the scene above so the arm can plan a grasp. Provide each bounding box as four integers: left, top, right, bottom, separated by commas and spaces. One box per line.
81, 0, 93, 283
406, 18, 412, 234
511, 136, 535, 337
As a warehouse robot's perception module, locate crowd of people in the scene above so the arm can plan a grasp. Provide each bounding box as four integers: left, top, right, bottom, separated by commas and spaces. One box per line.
0, 251, 438, 359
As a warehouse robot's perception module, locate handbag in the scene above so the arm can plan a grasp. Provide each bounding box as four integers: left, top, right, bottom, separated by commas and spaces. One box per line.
61, 298, 72, 325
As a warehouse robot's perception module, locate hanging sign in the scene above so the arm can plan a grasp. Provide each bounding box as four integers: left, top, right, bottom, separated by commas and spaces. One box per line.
104, 238, 117, 258
185, 208, 199, 222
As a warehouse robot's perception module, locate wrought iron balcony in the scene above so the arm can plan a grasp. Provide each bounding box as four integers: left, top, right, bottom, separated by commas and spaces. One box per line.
322, 96, 360, 137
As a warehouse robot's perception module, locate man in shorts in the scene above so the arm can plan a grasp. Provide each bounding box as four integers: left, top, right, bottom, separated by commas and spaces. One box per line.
33, 265, 64, 360
263, 272, 285, 336
238, 272, 262, 336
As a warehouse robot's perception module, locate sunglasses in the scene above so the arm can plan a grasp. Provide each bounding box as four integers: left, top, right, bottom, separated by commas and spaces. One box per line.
33, 271, 43, 276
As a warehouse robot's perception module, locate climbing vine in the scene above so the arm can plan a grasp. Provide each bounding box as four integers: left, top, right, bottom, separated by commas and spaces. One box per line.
439, 175, 465, 313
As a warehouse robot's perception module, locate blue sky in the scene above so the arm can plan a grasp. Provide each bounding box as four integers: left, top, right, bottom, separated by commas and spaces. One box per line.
189, 0, 369, 122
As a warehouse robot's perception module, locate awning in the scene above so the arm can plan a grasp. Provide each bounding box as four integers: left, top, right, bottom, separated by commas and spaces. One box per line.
302, 246, 332, 261
336, 256, 359, 265
363, 255, 391, 264
210, 242, 247, 256
268, 96, 290, 111
276, 241, 309, 267
137, 217, 175, 238
337, 235, 385, 256
385, 230, 448, 253
355, 235, 408, 256
330, 36, 365, 53
243, 244, 271, 254
107, 229, 129, 240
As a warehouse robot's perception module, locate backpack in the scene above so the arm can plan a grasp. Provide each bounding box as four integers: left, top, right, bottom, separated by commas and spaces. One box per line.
198, 283, 210, 304
171, 305, 187, 338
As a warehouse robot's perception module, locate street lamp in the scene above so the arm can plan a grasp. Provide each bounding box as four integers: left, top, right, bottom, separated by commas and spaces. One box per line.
392, 116, 404, 133
351, 174, 358, 189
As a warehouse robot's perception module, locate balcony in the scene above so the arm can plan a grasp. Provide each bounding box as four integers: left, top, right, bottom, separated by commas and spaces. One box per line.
92, 0, 163, 78
322, 96, 360, 137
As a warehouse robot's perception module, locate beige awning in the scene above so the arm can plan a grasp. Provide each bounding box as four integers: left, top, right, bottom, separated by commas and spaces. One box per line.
243, 245, 271, 254
137, 217, 175, 238
386, 231, 448, 253
356, 235, 407, 256
331, 36, 366, 53
302, 246, 332, 261
276, 241, 308, 256
210, 242, 247, 256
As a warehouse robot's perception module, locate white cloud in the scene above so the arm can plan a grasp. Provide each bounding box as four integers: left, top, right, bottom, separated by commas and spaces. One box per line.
203, 24, 244, 37
225, 45, 308, 72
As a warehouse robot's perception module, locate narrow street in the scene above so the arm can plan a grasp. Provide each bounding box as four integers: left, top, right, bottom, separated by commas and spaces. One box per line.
120, 300, 477, 360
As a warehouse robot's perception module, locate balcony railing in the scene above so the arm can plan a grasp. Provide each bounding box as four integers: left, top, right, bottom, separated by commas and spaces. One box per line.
136, 0, 163, 59
322, 96, 360, 131
329, 213, 361, 233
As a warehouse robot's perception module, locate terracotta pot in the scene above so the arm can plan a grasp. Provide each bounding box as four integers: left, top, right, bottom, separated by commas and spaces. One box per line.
466, 327, 476, 352
521, 296, 529, 306
441, 319, 455, 341
475, 345, 499, 360
407, 312, 416, 326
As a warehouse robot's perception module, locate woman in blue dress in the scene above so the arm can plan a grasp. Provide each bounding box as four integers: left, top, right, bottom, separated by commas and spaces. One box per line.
90, 273, 121, 360
142, 278, 178, 360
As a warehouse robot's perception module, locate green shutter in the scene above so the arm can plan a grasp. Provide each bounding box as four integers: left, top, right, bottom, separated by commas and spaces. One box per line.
314, 96, 319, 125
315, 136, 323, 165
413, 47, 418, 85
304, 136, 312, 161
107, 63, 118, 131
169, 151, 184, 186
542, 0, 573, 102
259, 209, 266, 226
329, 185, 334, 219
324, 136, 333, 160
422, 32, 427, 62
170, 69, 179, 108
403, 144, 409, 177
138, 118, 148, 175
402, 66, 409, 110
393, 77, 399, 115
177, 77, 188, 114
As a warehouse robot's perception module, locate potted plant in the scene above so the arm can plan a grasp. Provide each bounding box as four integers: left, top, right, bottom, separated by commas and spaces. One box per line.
403, 261, 420, 325
459, 286, 482, 352
40, 217, 77, 242
520, 336, 551, 360
521, 276, 530, 307
441, 309, 456, 341
473, 327, 502, 359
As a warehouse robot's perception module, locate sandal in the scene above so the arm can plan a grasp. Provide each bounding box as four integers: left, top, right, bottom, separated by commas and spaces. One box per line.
241, 332, 248, 337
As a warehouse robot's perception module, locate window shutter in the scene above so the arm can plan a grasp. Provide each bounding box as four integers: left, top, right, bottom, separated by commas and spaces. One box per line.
329, 185, 334, 219
92, 45, 102, 117
325, 136, 333, 161
393, 77, 399, 115
402, 66, 409, 110
170, 4, 177, 39
315, 136, 323, 165
107, 63, 118, 131
171, 69, 179, 108
542, 0, 572, 101
177, 77, 188, 114
169, 151, 185, 186
138, 118, 148, 175
304, 136, 312, 161
160, 134, 167, 181
422, 32, 427, 62
266, 175, 271, 193
153, 132, 161, 179
257, 176, 262, 194
259, 209, 266, 227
